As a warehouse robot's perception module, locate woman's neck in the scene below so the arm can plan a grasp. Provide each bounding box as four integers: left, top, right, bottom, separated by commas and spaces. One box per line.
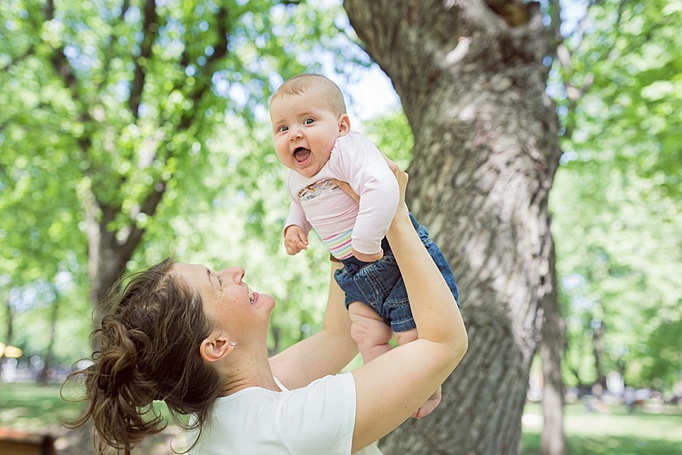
220, 356, 281, 396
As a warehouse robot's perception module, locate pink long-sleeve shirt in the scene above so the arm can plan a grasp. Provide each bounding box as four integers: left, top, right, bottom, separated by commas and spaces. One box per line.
284, 132, 399, 259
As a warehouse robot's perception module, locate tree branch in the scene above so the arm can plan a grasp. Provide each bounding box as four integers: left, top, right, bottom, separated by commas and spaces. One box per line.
128, 0, 158, 119
120, 4, 231, 251
97, 0, 132, 91
484, 0, 532, 27
120, 180, 167, 256
175, 4, 230, 131
0, 45, 35, 71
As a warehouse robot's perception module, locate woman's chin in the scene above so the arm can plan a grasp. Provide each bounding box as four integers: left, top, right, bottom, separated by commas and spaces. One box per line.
253, 292, 275, 311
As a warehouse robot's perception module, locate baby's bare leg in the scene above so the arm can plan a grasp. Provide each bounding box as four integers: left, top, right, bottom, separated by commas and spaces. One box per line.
348, 302, 393, 364
395, 328, 443, 419
393, 328, 417, 346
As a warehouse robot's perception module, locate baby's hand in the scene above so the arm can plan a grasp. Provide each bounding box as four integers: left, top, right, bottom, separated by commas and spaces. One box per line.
284, 225, 309, 255
352, 247, 383, 263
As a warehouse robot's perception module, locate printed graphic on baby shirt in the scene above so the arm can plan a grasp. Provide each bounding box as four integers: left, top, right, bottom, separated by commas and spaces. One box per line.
297, 179, 339, 202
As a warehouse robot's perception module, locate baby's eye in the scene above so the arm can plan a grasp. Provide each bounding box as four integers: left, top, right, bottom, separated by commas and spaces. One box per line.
277, 125, 288, 132
303, 118, 314, 125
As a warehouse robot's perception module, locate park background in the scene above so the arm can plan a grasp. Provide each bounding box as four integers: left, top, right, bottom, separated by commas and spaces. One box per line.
0, 0, 680, 454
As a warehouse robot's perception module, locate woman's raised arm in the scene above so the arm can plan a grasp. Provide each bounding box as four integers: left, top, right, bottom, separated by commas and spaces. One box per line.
350, 164, 468, 452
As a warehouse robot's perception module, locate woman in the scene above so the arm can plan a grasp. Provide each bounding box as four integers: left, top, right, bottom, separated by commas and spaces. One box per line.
64, 162, 467, 454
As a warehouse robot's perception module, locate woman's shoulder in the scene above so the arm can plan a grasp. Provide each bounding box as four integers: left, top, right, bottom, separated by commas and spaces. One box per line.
280, 372, 355, 401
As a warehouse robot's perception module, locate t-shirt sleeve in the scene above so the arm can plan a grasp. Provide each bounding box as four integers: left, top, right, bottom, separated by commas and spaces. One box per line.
277, 373, 356, 455
284, 198, 312, 235
283, 171, 313, 235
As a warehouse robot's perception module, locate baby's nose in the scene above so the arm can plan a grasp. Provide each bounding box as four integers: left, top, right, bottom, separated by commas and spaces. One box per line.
289, 127, 302, 140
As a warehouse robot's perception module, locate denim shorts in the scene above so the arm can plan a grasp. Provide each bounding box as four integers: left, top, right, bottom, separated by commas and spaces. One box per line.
334, 213, 459, 333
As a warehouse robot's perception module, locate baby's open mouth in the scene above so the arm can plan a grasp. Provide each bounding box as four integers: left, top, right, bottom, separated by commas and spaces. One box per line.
293, 147, 311, 163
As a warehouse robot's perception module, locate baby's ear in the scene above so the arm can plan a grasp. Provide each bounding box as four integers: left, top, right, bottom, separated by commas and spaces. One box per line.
338, 114, 351, 136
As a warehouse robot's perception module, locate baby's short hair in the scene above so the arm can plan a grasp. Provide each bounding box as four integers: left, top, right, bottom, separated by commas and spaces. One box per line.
271, 74, 347, 115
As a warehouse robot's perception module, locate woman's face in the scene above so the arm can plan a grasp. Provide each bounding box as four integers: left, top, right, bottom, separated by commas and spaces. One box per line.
173, 263, 275, 344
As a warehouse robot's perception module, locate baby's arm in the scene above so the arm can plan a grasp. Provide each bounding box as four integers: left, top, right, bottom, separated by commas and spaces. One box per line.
335, 134, 399, 260
283, 199, 312, 255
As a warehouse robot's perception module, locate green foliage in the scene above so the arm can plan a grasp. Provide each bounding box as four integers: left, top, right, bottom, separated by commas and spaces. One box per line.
551, 0, 682, 389
361, 109, 414, 169
557, 0, 681, 196
0, 0, 364, 367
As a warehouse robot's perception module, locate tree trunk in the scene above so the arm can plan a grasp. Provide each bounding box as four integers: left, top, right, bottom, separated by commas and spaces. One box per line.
40, 0, 167, 331
0, 298, 13, 372
344, 1, 562, 453
84, 189, 162, 330
37, 294, 60, 384
591, 315, 606, 390
539, 230, 567, 455
43, 0, 221, 330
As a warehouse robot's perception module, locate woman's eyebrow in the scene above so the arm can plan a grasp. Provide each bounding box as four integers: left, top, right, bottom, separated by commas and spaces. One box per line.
205, 268, 217, 292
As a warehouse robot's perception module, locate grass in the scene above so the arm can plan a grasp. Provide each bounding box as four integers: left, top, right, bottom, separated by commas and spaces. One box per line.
521, 401, 682, 455
0, 381, 183, 454
2, 382, 682, 454
0, 382, 82, 432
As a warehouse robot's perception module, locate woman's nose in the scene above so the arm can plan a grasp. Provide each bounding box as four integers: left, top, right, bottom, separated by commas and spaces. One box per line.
220, 267, 245, 283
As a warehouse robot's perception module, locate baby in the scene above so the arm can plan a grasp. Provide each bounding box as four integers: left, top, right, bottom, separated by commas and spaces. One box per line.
269, 74, 459, 418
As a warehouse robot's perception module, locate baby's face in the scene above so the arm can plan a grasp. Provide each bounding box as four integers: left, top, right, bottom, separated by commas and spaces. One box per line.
270, 91, 349, 179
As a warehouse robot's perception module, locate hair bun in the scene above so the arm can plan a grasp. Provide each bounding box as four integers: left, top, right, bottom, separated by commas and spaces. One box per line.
96, 321, 157, 408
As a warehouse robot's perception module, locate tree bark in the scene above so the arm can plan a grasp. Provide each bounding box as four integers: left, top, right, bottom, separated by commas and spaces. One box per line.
344, 1, 562, 453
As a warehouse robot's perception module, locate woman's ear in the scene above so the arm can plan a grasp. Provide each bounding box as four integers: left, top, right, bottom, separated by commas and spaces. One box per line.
200, 336, 236, 362
338, 114, 351, 136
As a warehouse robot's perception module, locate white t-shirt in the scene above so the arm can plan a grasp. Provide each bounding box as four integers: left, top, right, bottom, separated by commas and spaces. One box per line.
187, 372, 382, 455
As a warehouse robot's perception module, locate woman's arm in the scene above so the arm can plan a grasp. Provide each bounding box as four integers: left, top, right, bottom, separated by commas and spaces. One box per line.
350, 165, 468, 452
269, 260, 358, 389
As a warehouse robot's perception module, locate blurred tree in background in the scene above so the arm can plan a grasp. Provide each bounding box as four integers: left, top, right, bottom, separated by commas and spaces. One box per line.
551, 0, 682, 393
0, 0, 363, 374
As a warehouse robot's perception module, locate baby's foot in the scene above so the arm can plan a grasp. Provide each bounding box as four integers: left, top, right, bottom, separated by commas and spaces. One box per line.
411, 386, 442, 419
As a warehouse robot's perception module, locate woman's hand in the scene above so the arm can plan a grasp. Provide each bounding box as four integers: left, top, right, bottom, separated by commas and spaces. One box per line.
331, 179, 359, 204
382, 156, 408, 210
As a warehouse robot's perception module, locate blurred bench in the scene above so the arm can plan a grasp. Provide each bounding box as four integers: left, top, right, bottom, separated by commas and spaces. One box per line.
0, 428, 55, 455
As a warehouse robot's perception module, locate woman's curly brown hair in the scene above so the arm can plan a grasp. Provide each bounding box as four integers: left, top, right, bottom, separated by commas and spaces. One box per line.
63, 258, 224, 454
